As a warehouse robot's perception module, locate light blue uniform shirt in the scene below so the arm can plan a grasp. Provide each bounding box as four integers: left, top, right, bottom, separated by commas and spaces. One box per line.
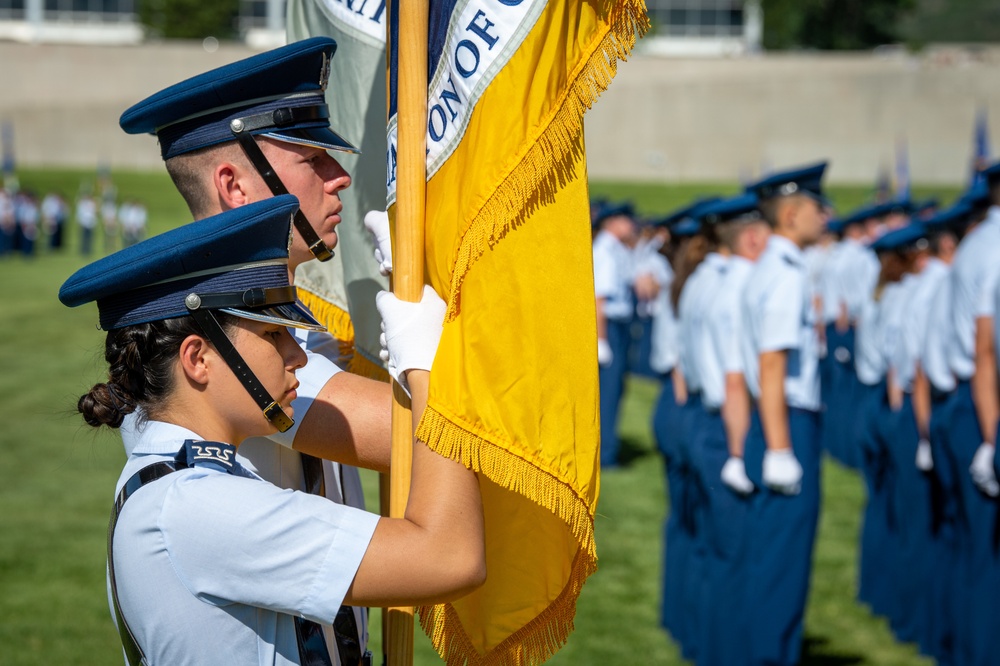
815, 241, 844, 324
109, 422, 379, 666
703, 255, 754, 410
855, 290, 888, 387
835, 239, 881, 323
948, 206, 1000, 381
881, 276, 920, 392
679, 252, 729, 393
740, 235, 821, 412
915, 258, 955, 393
593, 230, 634, 322
648, 254, 679, 374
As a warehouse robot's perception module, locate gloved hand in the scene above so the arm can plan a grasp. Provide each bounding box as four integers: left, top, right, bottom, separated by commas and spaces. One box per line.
915, 438, 934, 472
970, 442, 999, 498
597, 338, 613, 367
721, 456, 755, 496
363, 210, 393, 276
375, 285, 446, 396
762, 448, 803, 495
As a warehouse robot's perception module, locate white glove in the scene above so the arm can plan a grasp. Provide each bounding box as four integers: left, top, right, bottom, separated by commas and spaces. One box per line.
597, 338, 613, 367
363, 209, 393, 276
762, 448, 803, 495
916, 438, 934, 472
721, 456, 755, 496
970, 442, 999, 498
375, 285, 446, 396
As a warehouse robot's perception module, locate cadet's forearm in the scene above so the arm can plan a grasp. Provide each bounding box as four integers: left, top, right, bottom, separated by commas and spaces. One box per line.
972, 316, 999, 445
758, 350, 791, 452
596, 298, 608, 341
722, 372, 750, 457
912, 367, 931, 439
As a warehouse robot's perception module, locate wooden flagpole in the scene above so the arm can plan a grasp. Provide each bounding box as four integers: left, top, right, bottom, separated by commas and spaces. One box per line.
386, 1, 428, 664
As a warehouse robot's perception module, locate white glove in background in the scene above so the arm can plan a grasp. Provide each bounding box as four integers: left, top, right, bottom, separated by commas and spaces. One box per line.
598, 338, 613, 367
363, 209, 393, 276
915, 438, 934, 472
375, 284, 446, 396
970, 442, 999, 498
721, 457, 755, 496
762, 448, 803, 495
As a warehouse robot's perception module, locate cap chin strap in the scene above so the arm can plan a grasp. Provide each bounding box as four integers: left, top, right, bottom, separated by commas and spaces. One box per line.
185, 294, 294, 433
229, 120, 333, 263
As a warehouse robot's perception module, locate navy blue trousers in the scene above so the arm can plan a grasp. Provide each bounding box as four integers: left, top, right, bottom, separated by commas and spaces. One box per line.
743, 407, 822, 666
693, 410, 752, 666
598, 318, 631, 467
926, 389, 958, 665
821, 324, 861, 468
855, 381, 895, 617
654, 373, 683, 640
938, 381, 1000, 666
882, 395, 933, 646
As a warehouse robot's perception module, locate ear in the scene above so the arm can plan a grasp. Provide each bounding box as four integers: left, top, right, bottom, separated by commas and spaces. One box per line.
213, 160, 253, 209
178, 334, 212, 386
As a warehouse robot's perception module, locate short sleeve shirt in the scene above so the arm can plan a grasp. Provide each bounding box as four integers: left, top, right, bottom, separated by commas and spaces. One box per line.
949, 207, 1000, 380
703, 255, 753, 409
679, 253, 729, 393
593, 230, 634, 321
109, 423, 379, 665
740, 235, 820, 411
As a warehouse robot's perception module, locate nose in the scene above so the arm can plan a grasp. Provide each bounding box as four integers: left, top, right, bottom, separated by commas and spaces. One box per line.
280, 329, 308, 370
321, 154, 352, 194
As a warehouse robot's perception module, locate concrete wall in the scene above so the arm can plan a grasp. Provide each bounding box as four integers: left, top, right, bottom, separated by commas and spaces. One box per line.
2, 41, 999, 185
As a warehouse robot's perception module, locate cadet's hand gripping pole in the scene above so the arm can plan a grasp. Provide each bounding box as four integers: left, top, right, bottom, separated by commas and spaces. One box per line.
386, 2, 428, 665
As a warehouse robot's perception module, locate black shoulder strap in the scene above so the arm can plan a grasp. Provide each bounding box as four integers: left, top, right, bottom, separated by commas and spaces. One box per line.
107, 451, 351, 666
108, 462, 180, 666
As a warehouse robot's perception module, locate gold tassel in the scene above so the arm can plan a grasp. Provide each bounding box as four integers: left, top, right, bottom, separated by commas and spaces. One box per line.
415, 406, 599, 666
296, 287, 356, 346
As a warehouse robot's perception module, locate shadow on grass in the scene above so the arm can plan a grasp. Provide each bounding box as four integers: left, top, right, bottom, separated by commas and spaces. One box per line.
801, 635, 864, 665
617, 435, 654, 468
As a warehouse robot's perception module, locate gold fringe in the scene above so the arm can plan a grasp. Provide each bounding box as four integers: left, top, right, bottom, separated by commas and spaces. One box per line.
347, 352, 390, 382
417, 549, 596, 666
415, 407, 598, 665
417, 407, 596, 561
296, 287, 356, 347
442, 0, 650, 320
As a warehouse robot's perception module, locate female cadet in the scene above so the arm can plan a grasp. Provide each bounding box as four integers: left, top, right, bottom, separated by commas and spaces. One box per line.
59, 196, 484, 666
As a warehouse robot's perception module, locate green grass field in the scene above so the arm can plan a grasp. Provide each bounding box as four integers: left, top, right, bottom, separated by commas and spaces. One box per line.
0, 167, 953, 664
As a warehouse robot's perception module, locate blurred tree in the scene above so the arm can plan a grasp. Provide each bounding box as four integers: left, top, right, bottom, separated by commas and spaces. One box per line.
761, 0, 916, 50
139, 0, 240, 40
900, 0, 1000, 44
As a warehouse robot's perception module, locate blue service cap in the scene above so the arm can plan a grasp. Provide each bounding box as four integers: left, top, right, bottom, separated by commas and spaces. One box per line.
924, 201, 972, 230
960, 178, 991, 210
869, 222, 928, 254
699, 193, 761, 226
839, 199, 912, 229
981, 159, 1000, 186
120, 37, 358, 160
912, 198, 939, 216
652, 197, 723, 228
593, 201, 636, 227
745, 162, 829, 205
59, 195, 325, 332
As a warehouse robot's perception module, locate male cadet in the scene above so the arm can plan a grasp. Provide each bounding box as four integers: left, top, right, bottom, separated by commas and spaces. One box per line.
118, 38, 393, 664
692, 193, 769, 666
739, 163, 829, 666
593, 201, 638, 468
913, 197, 978, 666
870, 223, 935, 646
943, 159, 1000, 666
818, 205, 881, 467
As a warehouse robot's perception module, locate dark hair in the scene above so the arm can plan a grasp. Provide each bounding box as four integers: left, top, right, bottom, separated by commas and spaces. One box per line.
669, 232, 715, 311
78, 313, 235, 428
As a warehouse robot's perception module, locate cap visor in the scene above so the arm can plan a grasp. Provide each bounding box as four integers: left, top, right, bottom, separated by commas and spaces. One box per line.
220, 301, 327, 332
264, 127, 360, 155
